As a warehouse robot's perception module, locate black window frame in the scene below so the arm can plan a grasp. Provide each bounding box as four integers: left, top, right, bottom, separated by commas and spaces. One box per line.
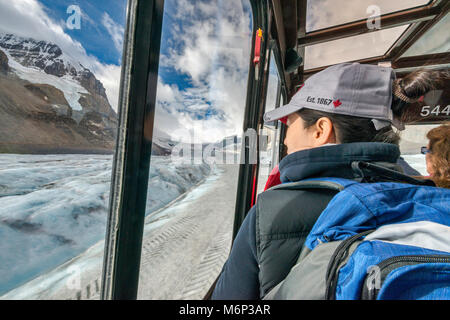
101, 0, 266, 300
101, 0, 165, 300
232, 0, 271, 241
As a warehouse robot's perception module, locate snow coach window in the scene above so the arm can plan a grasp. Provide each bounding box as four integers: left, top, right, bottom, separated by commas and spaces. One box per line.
304, 25, 410, 70
399, 124, 440, 176
257, 51, 281, 195
136, 0, 253, 299
306, 0, 432, 33
402, 12, 450, 57
0, 0, 128, 300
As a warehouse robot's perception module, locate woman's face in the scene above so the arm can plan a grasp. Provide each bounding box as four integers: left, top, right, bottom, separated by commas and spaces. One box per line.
283, 112, 336, 155
425, 142, 434, 177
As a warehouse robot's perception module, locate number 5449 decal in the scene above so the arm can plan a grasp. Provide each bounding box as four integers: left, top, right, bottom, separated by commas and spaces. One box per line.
420, 105, 450, 117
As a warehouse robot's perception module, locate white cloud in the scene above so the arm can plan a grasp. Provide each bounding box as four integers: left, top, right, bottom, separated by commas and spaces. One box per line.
155, 0, 253, 143
101, 12, 124, 54
0, 0, 87, 67
93, 63, 122, 112
0, 0, 122, 111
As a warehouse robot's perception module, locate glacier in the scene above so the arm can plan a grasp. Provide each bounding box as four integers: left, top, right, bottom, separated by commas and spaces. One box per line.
0, 154, 211, 296
2, 49, 88, 111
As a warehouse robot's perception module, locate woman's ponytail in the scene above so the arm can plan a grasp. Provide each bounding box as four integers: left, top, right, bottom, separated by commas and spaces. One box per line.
391, 69, 449, 121
296, 68, 448, 146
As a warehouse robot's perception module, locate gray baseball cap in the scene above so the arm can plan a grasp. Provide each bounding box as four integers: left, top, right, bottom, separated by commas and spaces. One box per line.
264, 62, 405, 130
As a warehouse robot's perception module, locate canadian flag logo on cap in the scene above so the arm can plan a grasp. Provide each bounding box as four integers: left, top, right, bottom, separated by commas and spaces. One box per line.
333, 99, 342, 108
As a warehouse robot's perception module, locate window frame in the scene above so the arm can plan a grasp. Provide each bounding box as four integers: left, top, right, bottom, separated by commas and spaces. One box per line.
231, 0, 270, 240
102, 0, 261, 300
255, 46, 283, 195
301, 0, 449, 79
101, 0, 165, 300
304, 0, 434, 34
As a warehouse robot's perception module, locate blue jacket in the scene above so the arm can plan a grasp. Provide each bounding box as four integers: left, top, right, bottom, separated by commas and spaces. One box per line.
211, 142, 417, 300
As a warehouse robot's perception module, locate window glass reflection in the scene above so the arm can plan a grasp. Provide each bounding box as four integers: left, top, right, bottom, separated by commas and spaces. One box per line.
402, 13, 450, 57
257, 52, 280, 195
306, 0, 431, 32
137, 0, 253, 300
305, 25, 409, 70
0, 0, 127, 300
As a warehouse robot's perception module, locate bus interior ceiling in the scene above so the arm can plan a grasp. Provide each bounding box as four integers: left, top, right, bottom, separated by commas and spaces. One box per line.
273, 0, 449, 125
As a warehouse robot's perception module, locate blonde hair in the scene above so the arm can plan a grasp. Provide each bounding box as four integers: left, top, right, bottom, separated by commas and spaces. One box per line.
427, 122, 450, 188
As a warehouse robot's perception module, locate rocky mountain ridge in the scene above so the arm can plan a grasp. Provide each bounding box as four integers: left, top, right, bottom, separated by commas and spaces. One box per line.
0, 34, 184, 156
0, 34, 117, 154
0, 34, 107, 99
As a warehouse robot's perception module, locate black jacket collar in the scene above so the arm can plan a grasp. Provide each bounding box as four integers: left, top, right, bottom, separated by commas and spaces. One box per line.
278, 142, 401, 183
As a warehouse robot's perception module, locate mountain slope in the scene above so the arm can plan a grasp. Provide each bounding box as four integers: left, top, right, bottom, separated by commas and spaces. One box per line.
0, 34, 178, 155
0, 34, 117, 153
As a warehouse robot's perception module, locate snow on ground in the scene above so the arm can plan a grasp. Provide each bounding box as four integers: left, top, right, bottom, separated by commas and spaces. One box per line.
401, 154, 428, 176
0, 154, 210, 296
3, 50, 88, 111
0, 163, 234, 300
0, 150, 426, 298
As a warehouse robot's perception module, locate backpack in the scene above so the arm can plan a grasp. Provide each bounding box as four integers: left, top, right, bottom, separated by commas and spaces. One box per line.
263, 171, 450, 300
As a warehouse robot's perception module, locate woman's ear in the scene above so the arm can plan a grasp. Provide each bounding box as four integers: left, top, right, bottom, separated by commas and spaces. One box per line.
312, 117, 337, 146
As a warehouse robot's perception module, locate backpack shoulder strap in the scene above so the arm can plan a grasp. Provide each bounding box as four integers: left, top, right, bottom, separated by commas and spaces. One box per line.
255, 178, 348, 297
266, 177, 358, 192
352, 161, 435, 186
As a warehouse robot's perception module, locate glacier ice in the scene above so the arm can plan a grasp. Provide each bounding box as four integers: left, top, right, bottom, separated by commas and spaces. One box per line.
0, 154, 211, 296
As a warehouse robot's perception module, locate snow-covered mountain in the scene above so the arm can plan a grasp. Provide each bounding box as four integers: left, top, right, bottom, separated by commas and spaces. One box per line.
0, 33, 173, 155
0, 34, 107, 100
0, 33, 117, 153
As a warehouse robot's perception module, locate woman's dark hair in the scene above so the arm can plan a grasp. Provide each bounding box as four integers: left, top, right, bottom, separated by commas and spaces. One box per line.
297, 69, 449, 145
298, 109, 400, 144
391, 69, 447, 121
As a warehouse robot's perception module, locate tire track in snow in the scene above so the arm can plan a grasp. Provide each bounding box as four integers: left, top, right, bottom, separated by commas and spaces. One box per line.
178, 231, 231, 300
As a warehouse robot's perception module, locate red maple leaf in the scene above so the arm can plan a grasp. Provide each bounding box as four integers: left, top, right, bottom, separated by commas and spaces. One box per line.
333, 100, 342, 108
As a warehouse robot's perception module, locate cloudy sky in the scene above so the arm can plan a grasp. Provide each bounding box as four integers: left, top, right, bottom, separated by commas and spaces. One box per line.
0, 0, 126, 112
154, 0, 253, 143
0, 0, 439, 143
0, 0, 253, 143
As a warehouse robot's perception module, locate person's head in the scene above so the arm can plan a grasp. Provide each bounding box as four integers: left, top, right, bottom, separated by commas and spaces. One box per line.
264, 63, 447, 155
425, 123, 450, 182
283, 109, 401, 154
